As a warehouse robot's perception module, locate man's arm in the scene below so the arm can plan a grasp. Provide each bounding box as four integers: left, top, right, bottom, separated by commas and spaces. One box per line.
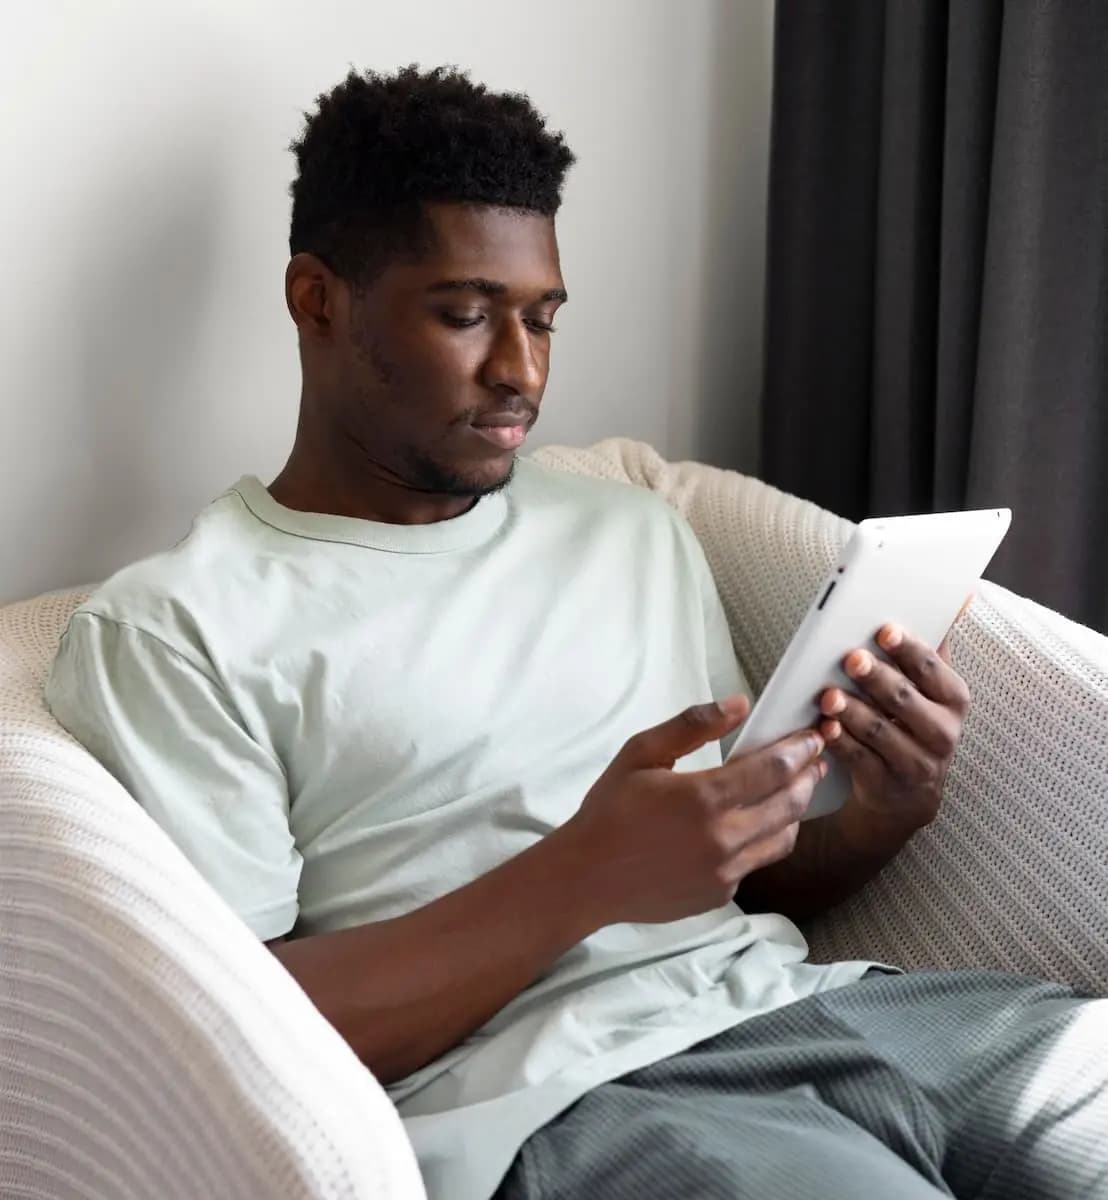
268, 823, 600, 1085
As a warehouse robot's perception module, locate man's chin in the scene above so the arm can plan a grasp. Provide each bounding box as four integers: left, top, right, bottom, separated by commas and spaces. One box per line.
405, 450, 518, 500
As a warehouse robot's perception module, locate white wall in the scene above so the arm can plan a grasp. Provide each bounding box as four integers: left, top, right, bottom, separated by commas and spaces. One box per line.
0, 0, 773, 604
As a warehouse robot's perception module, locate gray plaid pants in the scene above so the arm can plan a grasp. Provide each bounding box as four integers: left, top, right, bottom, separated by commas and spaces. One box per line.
495, 970, 1107, 1199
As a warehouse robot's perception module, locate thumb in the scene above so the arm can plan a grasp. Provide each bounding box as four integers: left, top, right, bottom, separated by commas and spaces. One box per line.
618, 695, 750, 771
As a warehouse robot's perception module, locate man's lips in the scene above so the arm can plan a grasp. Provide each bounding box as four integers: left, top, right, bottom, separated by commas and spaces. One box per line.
470, 422, 528, 450
469, 411, 532, 451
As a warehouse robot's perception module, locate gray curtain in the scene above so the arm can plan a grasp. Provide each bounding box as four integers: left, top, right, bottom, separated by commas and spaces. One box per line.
762, 0, 1108, 632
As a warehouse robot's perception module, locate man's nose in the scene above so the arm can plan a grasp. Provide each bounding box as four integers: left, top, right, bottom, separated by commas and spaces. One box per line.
480, 318, 545, 398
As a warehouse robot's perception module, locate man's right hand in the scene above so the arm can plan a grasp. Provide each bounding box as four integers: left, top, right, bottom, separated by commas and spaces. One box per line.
560, 696, 826, 926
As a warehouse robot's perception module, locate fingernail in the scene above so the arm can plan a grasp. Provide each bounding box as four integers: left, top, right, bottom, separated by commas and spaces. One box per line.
823, 691, 846, 716
717, 695, 747, 718
878, 625, 903, 650
818, 759, 829, 778
845, 650, 872, 678
823, 720, 842, 742
809, 733, 825, 757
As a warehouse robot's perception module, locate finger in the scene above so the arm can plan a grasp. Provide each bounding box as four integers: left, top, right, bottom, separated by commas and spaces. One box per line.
699, 727, 825, 809
837, 649, 958, 757
820, 690, 937, 777
874, 624, 972, 713
719, 758, 827, 844
820, 717, 886, 785
619, 695, 749, 770
724, 761, 827, 871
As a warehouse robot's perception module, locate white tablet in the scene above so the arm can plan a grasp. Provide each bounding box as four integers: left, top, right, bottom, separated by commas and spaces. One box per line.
724, 507, 1012, 820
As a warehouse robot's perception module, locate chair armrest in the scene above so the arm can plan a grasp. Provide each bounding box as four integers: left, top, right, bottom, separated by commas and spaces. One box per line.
537, 439, 1108, 995
1, 593, 426, 1200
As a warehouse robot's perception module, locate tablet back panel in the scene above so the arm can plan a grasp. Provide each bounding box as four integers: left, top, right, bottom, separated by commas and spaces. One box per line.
726, 508, 1011, 819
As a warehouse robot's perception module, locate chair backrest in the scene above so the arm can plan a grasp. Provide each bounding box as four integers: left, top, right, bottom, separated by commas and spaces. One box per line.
0, 592, 426, 1200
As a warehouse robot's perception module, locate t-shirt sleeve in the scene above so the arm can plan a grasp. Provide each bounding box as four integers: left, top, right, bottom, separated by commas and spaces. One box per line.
669, 510, 753, 757
45, 612, 302, 940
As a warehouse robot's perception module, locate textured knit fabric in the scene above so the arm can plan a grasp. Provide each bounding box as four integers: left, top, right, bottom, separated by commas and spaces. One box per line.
533, 440, 1108, 993
494, 970, 1108, 1200
4, 438, 1108, 1198
42, 457, 878, 1200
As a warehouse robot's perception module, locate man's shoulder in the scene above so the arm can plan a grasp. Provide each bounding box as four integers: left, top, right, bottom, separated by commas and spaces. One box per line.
515, 455, 704, 565
73, 484, 253, 654
516, 454, 678, 524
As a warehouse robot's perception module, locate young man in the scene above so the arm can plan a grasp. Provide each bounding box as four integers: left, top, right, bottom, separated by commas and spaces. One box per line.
47, 67, 1105, 1200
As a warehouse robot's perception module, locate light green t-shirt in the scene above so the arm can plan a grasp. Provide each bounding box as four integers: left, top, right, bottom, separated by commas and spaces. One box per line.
46, 457, 876, 1200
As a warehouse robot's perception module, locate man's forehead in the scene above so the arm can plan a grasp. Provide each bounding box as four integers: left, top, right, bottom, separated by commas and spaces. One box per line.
417, 202, 564, 291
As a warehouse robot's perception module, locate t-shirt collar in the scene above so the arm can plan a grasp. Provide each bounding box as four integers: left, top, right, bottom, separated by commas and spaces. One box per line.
229, 472, 511, 554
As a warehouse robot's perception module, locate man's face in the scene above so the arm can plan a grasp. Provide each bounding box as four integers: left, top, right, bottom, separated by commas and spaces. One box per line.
330, 203, 566, 499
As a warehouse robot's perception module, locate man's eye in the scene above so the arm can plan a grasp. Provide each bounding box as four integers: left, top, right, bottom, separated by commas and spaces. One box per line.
441, 312, 485, 328
526, 319, 557, 334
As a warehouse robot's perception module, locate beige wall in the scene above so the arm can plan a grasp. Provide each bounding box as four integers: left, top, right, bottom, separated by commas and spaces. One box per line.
0, 0, 773, 603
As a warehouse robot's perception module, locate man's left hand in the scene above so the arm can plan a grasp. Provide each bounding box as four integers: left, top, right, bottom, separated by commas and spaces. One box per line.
817, 617, 972, 835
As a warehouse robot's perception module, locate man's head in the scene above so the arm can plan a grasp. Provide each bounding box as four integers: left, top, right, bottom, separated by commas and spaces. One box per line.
282, 66, 576, 518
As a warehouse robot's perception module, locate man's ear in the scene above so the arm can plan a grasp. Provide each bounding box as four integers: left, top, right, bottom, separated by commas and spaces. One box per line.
285, 252, 341, 337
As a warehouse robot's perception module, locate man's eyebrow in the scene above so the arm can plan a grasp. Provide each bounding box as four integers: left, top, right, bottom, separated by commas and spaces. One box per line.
427, 278, 568, 303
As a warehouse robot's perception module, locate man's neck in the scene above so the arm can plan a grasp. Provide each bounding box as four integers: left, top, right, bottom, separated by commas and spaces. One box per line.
269, 440, 477, 526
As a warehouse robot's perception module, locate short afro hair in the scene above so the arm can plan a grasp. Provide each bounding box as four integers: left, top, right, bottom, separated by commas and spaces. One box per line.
288, 65, 576, 283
